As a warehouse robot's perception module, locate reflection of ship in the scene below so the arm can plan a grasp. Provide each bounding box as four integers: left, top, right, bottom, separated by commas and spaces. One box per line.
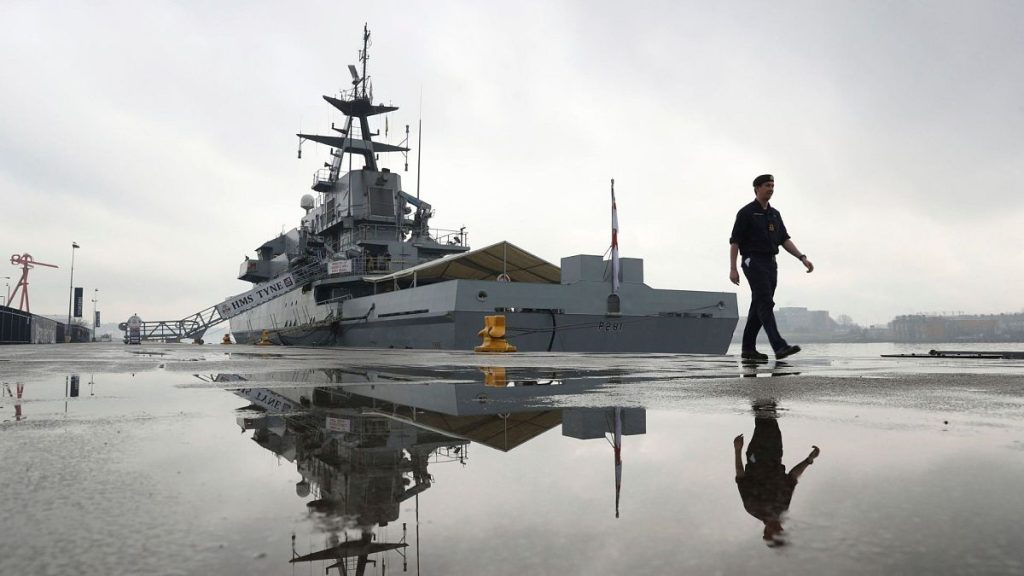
226, 367, 646, 452
289, 537, 409, 575
217, 25, 738, 352
221, 367, 645, 573
234, 383, 467, 575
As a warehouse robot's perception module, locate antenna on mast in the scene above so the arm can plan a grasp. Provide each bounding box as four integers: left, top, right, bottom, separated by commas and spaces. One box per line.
358, 23, 371, 100
416, 89, 423, 199
416, 118, 423, 199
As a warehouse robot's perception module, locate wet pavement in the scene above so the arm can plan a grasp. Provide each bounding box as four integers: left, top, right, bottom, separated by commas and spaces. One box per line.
2, 342, 1024, 575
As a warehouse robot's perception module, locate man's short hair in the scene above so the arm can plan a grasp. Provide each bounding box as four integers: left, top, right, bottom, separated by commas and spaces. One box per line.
753, 174, 774, 188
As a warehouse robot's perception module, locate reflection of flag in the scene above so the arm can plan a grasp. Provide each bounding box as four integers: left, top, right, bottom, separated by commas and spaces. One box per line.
614, 406, 622, 518
611, 179, 620, 294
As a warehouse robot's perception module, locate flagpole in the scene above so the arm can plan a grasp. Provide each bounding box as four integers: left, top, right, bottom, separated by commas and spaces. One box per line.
611, 179, 620, 294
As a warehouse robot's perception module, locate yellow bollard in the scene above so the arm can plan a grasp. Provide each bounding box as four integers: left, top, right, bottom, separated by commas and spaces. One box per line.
257, 330, 273, 346
474, 315, 517, 353
221, 334, 233, 344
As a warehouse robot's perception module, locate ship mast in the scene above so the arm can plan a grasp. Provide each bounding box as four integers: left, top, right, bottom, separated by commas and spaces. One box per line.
296, 23, 407, 175
358, 23, 370, 100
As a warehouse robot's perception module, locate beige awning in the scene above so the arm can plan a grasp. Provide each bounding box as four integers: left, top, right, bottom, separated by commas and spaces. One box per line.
407, 410, 564, 452
364, 241, 561, 285
369, 408, 563, 452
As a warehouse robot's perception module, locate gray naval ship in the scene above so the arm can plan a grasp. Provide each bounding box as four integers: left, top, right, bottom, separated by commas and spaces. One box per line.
219, 26, 737, 353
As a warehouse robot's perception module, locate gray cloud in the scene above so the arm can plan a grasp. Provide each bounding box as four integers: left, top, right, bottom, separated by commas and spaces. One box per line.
2, 0, 1022, 328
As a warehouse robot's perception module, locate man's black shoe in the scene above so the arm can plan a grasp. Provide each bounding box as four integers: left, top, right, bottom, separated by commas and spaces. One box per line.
741, 350, 769, 361
775, 345, 802, 360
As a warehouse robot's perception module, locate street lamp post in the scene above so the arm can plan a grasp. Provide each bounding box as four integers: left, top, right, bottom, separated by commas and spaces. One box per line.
91, 288, 99, 342
66, 242, 79, 343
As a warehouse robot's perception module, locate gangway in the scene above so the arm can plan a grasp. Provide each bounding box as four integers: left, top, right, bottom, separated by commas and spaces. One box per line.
119, 260, 328, 344
118, 305, 225, 344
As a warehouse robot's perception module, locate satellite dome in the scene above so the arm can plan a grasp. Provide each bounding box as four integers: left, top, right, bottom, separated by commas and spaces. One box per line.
300, 194, 315, 212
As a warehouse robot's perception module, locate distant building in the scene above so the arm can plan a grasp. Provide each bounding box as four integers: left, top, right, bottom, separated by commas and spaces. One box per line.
776, 307, 837, 335
1, 306, 62, 344
995, 314, 1024, 339
889, 313, 1024, 342
863, 324, 892, 341
733, 306, 855, 343
733, 309, 1024, 344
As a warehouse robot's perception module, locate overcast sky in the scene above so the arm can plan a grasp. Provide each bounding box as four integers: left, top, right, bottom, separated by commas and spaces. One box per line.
2, 0, 1022, 328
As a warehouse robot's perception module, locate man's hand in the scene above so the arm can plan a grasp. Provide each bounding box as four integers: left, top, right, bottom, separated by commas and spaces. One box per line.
802, 258, 814, 273
730, 269, 740, 285
734, 434, 744, 450
808, 445, 820, 461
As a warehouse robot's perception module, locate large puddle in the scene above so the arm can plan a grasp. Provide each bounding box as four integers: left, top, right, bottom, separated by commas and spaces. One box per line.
2, 343, 1024, 575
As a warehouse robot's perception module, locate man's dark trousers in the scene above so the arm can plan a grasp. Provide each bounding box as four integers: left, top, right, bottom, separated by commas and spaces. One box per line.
741, 255, 789, 353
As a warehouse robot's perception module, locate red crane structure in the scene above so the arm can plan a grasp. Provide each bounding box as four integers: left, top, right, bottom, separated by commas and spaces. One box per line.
8, 253, 59, 313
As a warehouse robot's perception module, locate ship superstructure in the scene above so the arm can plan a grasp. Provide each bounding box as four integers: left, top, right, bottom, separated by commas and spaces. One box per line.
220, 25, 738, 352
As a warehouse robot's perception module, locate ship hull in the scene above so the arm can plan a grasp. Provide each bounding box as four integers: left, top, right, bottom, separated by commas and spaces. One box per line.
228, 278, 738, 354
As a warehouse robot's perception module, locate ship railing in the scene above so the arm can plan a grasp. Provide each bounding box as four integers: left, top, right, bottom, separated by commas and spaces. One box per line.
430, 227, 469, 247
314, 211, 345, 235
350, 224, 469, 247
355, 223, 402, 242
312, 168, 334, 192
337, 86, 369, 105
291, 261, 329, 284
361, 256, 411, 275
327, 256, 410, 276
318, 293, 353, 306
313, 167, 333, 184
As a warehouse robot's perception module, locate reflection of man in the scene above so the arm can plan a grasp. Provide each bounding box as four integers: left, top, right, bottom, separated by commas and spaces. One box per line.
733, 402, 819, 545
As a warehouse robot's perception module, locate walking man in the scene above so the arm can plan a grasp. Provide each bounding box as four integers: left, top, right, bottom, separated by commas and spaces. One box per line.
729, 174, 814, 361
